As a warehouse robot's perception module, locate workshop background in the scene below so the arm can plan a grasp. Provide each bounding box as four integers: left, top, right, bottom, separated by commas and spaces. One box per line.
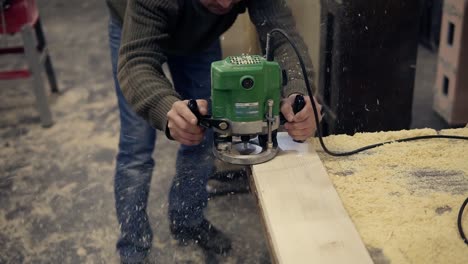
0, 0, 466, 263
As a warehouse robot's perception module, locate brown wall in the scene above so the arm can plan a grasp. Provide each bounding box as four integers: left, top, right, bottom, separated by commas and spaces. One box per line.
433, 0, 468, 124
220, 1, 322, 87
220, 13, 260, 58
287, 0, 321, 88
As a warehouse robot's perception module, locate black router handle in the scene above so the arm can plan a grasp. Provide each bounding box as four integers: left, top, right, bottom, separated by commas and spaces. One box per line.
293, 94, 306, 115
293, 95, 306, 143
188, 99, 202, 125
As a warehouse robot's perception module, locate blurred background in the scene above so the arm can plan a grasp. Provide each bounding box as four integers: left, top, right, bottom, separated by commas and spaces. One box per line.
0, 0, 466, 263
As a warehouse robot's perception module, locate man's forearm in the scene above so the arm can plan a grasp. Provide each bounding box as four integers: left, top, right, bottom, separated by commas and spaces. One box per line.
117, 0, 181, 131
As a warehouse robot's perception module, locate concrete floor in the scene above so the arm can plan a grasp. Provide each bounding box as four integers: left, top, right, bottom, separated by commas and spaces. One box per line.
0, 1, 450, 263
0, 1, 269, 263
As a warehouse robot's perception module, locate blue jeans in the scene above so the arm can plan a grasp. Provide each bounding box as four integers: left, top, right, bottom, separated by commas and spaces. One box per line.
108, 19, 221, 262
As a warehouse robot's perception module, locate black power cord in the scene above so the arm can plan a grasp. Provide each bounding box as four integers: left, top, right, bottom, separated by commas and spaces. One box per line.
458, 197, 468, 245
265, 28, 468, 245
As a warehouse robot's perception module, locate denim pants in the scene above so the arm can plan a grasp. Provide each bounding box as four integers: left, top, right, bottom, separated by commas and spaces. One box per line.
108, 18, 221, 261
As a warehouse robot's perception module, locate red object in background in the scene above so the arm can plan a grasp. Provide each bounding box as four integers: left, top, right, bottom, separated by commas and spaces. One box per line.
0, 0, 59, 127
0, 0, 38, 34
0, 0, 39, 80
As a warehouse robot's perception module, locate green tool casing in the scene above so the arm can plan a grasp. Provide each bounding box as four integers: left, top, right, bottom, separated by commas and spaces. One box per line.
211, 55, 281, 135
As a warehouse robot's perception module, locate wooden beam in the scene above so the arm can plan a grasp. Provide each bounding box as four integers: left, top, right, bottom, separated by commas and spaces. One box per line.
250, 133, 373, 264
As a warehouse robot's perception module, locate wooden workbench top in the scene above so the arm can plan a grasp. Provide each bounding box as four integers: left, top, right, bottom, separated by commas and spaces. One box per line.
251, 128, 468, 264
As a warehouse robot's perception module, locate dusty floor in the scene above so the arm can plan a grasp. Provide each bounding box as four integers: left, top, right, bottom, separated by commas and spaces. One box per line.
0, 1, 452, 263
0, 1, 269, 263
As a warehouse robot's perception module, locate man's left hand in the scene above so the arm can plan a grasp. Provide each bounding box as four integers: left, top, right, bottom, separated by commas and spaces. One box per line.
281, 94, 322, 141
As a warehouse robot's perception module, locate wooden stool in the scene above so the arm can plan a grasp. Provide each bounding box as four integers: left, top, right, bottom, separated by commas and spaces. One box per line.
0, 0, 59, 127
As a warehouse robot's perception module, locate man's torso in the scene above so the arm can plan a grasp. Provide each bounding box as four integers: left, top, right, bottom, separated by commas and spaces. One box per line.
106, 0, 247, 54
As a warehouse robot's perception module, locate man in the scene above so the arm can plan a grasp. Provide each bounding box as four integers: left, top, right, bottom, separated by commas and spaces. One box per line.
106, 0, 321, 262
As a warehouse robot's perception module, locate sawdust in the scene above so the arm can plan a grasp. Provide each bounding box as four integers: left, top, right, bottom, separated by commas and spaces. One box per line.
0, 66, 120, 263
315, 128, 468, 264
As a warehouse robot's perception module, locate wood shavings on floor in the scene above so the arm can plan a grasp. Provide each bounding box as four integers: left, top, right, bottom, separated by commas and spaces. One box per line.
315, 128, 468, 264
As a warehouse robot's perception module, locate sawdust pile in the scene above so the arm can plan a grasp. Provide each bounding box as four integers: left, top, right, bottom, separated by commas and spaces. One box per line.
315, 128, 468, 264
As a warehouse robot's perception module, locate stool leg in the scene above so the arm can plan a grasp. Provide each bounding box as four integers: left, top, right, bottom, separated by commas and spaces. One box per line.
22, 25, 53, 128
44, 54, 59, 93
34, 19, 59, 93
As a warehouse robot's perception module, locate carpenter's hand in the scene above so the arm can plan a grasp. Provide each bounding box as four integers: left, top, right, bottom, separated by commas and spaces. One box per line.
281, 94, 322, 141
167, 99, 208, 146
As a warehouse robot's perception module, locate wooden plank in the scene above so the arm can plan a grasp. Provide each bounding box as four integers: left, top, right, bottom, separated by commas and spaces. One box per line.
251, 133, 373, 264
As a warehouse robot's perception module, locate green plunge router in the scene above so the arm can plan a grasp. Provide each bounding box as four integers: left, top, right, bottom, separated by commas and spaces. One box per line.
188, 54, 305, 165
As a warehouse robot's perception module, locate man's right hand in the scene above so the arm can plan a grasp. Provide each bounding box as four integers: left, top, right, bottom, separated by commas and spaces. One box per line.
166, 99, 208, 146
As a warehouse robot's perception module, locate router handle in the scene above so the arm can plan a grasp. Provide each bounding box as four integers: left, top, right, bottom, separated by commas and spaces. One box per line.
293, 95, 306, 143
293, 94, 306, 115
188, 99, 202, 125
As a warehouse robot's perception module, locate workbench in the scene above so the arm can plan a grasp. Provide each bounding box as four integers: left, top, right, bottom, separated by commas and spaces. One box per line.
250, 128, 468, 264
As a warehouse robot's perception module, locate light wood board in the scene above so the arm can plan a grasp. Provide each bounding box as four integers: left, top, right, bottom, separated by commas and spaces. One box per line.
251, 133, 373, 264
